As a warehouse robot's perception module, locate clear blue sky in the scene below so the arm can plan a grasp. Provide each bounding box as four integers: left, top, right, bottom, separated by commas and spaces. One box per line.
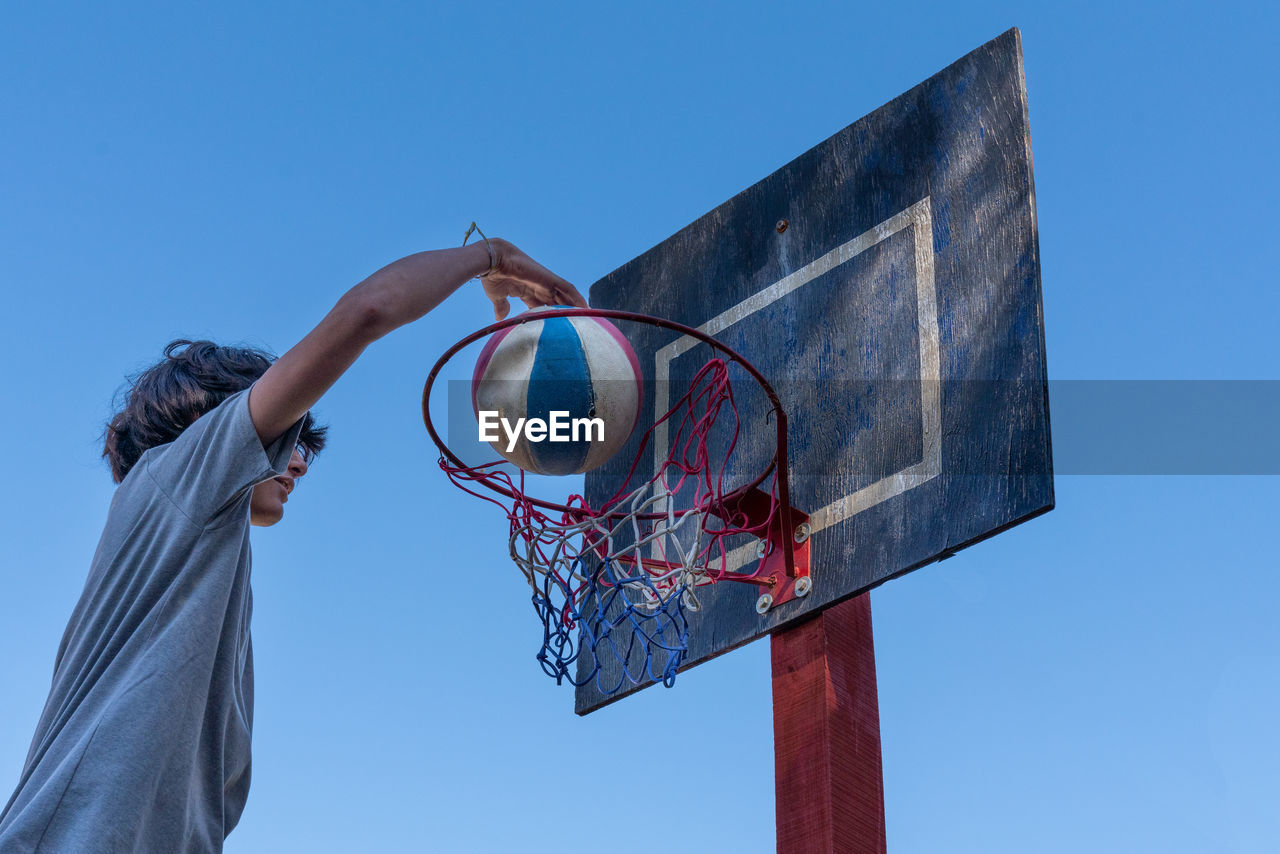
2, 2, 1277, 852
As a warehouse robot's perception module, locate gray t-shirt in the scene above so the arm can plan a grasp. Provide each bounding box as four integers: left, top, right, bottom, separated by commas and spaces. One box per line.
0, 388, 305, 853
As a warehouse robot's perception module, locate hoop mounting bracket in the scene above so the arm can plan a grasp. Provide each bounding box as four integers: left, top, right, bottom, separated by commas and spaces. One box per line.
709, 487, 811, 609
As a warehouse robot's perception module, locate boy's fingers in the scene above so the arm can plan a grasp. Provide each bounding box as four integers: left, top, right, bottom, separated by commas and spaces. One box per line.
535, 277, 584, 308
517, 256, 583, 307
525, 279, 566, 308
554, 280, 588, 307
545, 270, 586, 307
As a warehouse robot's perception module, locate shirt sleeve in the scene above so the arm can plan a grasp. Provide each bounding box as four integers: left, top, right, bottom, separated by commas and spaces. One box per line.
142, 385, 308, 525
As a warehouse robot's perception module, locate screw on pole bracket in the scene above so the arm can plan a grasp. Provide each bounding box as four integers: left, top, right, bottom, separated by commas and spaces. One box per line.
756, 593, 774, 614
794, 522, 810, 544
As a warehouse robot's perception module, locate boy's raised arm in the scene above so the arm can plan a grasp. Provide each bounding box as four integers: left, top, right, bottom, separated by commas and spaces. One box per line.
248, 238, 585, 448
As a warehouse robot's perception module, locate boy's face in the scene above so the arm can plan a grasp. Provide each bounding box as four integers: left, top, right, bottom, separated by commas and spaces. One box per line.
250, 447, 310, 526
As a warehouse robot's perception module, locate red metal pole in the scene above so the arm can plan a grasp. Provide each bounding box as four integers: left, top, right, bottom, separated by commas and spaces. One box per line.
771, 592, 887, 853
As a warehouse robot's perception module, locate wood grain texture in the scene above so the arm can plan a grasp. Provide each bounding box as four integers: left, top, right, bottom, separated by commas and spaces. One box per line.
772, 594, 885, 854
578, 28, 1053, 714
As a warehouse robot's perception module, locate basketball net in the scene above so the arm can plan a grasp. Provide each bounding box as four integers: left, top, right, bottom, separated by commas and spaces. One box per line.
439, 357, 784, 695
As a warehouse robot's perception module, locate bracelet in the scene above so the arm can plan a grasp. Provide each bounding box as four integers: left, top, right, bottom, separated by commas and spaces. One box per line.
463, 222, 497, 279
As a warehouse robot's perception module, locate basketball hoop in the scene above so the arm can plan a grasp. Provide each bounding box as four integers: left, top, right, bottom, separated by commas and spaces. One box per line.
422, 308, 810, 695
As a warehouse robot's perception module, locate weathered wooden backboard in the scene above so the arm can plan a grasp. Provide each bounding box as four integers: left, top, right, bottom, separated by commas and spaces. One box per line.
579, 28, 1053, 714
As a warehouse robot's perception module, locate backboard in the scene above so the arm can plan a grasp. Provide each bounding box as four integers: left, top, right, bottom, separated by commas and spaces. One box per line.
578, 28, 1053, 714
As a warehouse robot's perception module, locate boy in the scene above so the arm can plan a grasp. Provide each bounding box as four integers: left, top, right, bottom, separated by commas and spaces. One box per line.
0, 238, 584, 853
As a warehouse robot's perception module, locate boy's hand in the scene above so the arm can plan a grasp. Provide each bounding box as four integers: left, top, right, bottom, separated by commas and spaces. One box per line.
481, 238, 588, 320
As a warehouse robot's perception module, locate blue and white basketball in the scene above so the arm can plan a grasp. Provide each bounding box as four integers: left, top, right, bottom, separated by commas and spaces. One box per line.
471, 308, 643, 475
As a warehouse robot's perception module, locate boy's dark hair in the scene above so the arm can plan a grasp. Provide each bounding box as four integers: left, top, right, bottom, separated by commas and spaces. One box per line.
103, 339, 328, 483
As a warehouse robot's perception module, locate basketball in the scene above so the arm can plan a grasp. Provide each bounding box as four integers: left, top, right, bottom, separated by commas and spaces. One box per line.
471, 308, 643, 475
